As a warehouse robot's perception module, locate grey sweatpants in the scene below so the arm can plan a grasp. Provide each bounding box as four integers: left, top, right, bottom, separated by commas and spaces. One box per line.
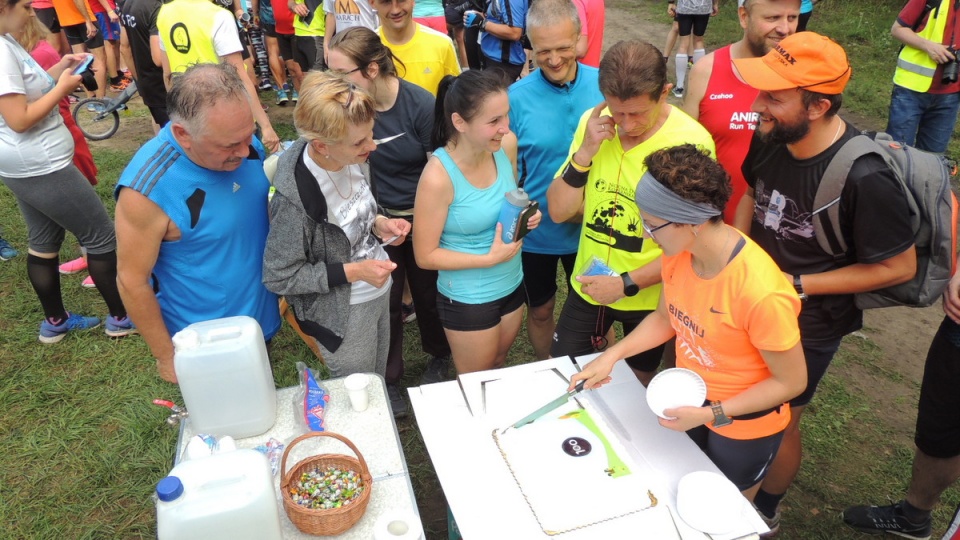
0, 165, 115, 255
318, 290, 389, 378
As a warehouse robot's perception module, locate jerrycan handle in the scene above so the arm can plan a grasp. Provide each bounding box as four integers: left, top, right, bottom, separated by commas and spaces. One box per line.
206, 327, 243, 342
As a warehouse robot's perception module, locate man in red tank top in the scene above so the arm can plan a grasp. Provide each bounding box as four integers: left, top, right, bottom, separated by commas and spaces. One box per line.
682, 0, 800, 224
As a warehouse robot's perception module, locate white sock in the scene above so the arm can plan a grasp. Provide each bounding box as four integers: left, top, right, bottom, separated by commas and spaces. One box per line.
692, 48, 706, 64
675, 54, 689, 89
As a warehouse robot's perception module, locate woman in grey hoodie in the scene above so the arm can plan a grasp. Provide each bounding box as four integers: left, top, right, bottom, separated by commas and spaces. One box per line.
262, 72, 410, 376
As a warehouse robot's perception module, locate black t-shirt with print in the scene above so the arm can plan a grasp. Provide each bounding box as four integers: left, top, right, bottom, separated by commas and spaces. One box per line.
742, 120, 915, 342
119, 0, 166, 108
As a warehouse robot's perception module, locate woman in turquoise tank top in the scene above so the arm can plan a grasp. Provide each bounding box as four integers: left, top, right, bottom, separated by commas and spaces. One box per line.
413, 70, 541, 375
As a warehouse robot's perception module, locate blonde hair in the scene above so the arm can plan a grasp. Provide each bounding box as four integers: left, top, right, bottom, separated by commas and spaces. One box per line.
16, 16, 51, 53
294, 71, 377, 144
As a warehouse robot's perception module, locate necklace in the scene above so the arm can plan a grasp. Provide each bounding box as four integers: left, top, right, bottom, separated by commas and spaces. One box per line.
829, 118, 844, 146
692, 227, 735, 279
323, 166, 353, 199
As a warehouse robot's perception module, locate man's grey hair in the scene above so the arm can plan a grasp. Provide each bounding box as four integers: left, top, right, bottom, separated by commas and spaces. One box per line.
526, 0, 581, 37
167, 63, 249, 133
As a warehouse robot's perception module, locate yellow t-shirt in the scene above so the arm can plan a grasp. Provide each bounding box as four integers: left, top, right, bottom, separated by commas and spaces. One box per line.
663, 234, 801, 440
380, 24, 460, 96
293, 0, 326, 36
560, 105, 716, 312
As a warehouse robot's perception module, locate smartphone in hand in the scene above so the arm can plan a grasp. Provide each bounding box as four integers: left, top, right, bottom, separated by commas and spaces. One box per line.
73, 55, 94, 75
513, 201, 540, 242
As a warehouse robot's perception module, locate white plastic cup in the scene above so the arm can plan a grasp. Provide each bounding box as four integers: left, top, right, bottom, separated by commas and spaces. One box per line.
344, 373, 370, 412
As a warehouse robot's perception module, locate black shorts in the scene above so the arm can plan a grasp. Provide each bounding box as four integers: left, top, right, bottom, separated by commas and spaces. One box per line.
63, 22, 105, 48
238, 28, 252, 60
687, 425, 785, 491
915, 316, 960, 458
148, 105, 170, 127
35, 6, 61, 33
277, 32, 294, 61
789, 336, 842, 407
293, 34, 321, 72
550, 289, 665, 372
437, 285, 526, 331
521, 251, 575, 308
676, 13, 710, 37
262, 22, 277, 38
444, 3, 464, 27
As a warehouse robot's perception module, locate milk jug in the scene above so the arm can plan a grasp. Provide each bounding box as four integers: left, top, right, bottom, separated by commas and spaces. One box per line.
156, 449, 283, 540
173, 316, 277, 437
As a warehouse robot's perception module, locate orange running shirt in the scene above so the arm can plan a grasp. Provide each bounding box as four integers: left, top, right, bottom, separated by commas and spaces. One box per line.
52, 0, 96, 27
662, 232, 801, 440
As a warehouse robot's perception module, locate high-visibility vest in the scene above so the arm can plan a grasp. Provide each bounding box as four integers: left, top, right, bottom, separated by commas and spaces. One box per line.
157, 0, 225, 74
894, 0, 953, 92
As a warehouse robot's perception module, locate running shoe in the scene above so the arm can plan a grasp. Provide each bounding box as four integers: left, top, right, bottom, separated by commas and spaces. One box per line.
67, 94, 79, 104
105, 315, 138, 337
0, 237, 17, 261
82, 275, 96, 288
110, 78, 131, 91
38, 312, 101, 343
387, 383, 408, 419
672, 87, 684, 99
276, 88, 289, 106
842, 501, 932, 540
420, 355, 452, 385
59, 256, 88, 274
758, 507, 780, 538
86, 102, 105, 113
291, 88, 299, 103
401, 302, 416, 324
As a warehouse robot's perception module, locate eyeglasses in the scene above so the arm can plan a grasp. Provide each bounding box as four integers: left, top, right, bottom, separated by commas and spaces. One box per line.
642, 220, 674, 239
340, 82, 357, 109
329, 66, 362, 77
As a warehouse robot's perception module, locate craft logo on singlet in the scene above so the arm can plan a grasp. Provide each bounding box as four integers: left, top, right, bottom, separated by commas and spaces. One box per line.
169, 23, 191, 54
562, 437, 592, 457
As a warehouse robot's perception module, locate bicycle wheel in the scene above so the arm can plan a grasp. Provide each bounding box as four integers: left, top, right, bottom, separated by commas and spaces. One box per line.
72, 98, 120, 141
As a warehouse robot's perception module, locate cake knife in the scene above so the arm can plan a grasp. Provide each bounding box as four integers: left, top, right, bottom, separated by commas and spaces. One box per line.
503, 380, 586, 432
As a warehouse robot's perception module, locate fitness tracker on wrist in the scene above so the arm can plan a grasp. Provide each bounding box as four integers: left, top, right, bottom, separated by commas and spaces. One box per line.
710, 401, 733, 428
621, 272, 639, 297
793, 274, 808, 301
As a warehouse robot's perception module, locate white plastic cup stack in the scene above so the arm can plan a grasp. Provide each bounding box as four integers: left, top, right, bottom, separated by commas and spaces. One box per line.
344, 373, 370, 412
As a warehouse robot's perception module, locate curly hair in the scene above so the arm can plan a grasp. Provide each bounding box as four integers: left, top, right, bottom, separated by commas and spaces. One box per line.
643, 144, 731, 222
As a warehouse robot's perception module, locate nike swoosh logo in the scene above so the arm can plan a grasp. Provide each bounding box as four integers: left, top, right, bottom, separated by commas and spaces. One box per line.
373, 132, 406, 145
709, 307, 726, 314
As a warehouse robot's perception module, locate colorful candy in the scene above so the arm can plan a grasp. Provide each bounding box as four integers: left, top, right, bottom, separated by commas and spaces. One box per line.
289, 466, 364, 510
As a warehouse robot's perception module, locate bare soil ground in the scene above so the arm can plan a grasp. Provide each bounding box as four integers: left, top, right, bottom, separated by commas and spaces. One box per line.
87, 6, 948, 538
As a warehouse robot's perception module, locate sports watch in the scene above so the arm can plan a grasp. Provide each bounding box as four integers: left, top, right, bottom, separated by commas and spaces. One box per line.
621, 272, 639, 297
710, 401, 733, 428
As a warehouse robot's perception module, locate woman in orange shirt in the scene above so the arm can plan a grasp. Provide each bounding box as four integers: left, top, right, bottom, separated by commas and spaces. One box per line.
571, 144, 806, 499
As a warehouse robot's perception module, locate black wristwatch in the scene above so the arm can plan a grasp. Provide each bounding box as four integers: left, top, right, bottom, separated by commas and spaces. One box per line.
793, 274, 808, 301
710, 401, 733, 428
621, 272, 639, 297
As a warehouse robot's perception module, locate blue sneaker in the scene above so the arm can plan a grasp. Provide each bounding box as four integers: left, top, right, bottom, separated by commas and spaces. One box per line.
276, 88, 289, 106
291, 88, 299, 103
39, 312, 101, 343
0, 237, 17, 260
105, 315, 138, 338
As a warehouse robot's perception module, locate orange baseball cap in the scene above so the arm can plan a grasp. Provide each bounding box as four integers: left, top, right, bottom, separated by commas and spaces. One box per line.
733, 32, 851, 94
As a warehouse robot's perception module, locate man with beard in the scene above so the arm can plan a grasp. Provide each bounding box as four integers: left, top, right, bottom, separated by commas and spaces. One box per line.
682, 0, 799, 223
546, 40, 715, 385
734, 32, 917, 536
508, 0, 602, 359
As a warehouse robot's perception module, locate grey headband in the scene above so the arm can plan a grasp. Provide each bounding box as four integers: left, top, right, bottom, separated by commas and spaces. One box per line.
634, 171, 722, 224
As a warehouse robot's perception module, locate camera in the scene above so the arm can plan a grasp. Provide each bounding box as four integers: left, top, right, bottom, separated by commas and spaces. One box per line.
942, 47, 959, 84
76, 61, 98, 92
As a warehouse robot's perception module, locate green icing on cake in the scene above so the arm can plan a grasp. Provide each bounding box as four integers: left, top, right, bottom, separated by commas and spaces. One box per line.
559, 410, 631, 478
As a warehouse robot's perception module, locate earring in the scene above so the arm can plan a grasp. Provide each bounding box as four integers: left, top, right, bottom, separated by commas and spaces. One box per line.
692, 227, 699, 238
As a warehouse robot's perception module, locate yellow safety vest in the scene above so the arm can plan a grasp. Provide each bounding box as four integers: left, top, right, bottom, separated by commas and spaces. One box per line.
894, 0, 953, 92
157, 0, 225, 74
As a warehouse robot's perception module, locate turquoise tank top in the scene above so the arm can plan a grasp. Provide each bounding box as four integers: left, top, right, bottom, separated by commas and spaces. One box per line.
434, 147, 523, 304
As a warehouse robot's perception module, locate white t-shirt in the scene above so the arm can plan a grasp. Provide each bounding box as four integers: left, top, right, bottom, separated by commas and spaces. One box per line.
322, 0, 379, 33
158, 10, 243, 57
303, 153, 391, 305
0, 35, 73, 178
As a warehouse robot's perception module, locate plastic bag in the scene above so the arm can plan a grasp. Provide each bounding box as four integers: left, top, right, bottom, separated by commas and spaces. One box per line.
253, 438, 285, 476
580, 255, 618, 277
294, 361, 330, 432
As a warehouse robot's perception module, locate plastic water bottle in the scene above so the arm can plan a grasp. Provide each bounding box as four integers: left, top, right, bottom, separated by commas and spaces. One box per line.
497, 188, 530, 243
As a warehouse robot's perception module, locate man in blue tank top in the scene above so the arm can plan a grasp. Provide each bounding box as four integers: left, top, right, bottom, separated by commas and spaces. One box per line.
508, 0, 602, 359
115, 64, 281, 384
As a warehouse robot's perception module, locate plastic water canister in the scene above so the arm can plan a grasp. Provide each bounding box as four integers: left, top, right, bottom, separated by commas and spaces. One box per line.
173, 316, 277, 438
497, 188, 530, 243
156, 449, 283, 540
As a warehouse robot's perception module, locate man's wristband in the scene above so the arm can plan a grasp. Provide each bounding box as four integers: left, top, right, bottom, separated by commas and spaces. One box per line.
561, 160, 590, 188
793, 274, 808, 301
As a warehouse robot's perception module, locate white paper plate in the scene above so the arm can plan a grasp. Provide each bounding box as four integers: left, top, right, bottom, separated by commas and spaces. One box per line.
646, 368, 707, 419
676, 471, 744, 535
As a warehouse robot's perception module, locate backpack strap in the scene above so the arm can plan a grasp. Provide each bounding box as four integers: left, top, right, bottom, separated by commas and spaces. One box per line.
812, 134, 883, 259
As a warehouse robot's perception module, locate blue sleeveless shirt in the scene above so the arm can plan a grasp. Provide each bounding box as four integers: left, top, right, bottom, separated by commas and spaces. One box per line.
434, 147, 522, 304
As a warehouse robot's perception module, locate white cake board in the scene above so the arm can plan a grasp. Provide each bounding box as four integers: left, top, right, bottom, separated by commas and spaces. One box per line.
409, 355, 768, 539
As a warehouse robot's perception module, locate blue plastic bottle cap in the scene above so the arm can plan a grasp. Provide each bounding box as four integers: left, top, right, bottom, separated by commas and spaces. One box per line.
156, 476, 184, 502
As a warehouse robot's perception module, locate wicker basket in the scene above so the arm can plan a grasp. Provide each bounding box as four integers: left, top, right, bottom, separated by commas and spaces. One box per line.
280, 431, 373, 535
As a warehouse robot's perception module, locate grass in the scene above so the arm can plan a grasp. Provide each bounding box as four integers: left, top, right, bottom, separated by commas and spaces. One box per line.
0, 1, 958, 537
